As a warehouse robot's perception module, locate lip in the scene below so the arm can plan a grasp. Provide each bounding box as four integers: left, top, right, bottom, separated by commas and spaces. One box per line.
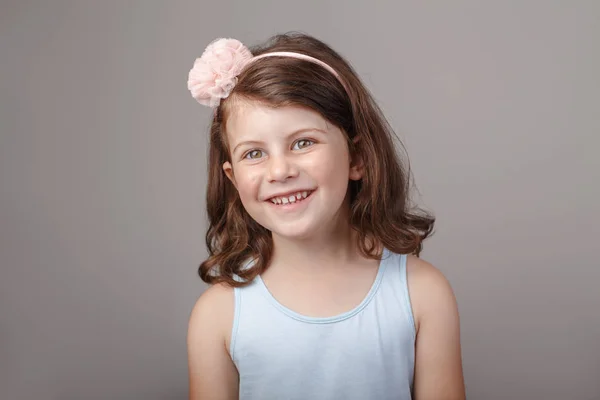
264, 189, 316, 202
265, 189, 316, 211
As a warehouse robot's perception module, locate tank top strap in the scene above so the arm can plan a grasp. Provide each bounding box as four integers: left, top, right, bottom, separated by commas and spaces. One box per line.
377, 250, 416, 338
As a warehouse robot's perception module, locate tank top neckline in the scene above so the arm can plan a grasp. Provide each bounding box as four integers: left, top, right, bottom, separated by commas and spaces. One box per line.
254, 248, 391, 324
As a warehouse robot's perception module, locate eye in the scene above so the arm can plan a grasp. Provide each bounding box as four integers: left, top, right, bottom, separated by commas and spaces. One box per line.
244, 149, 264, 159
292, 139, 314, 150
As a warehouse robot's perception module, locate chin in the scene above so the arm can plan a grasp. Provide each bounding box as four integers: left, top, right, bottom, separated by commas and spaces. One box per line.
263, 220, 319, 241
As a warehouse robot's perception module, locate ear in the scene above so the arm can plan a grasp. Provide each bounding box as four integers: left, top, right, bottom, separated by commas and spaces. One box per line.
349, 136, 364, 181
223, 161, 237, 188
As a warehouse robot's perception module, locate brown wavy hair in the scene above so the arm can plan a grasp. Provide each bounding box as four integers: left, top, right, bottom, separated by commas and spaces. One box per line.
198, 32, 434, 287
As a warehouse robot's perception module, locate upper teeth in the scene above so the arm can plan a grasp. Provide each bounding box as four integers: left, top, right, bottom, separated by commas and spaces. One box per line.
270, 191, 309, 204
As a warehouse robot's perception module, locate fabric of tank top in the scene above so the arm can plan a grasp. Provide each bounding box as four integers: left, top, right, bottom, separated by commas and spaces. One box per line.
229, 249, 416, 400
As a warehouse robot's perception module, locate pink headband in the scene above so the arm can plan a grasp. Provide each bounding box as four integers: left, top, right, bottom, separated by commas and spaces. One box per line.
187, 38, 346, 108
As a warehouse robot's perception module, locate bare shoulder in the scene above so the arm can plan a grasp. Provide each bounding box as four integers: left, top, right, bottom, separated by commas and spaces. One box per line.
406, 255, 466, 399
189, 283, 235, 318
187, 283, 238, 399
405, 254, 456, 297
188, 283, 235, 345
405, 255, 459, 332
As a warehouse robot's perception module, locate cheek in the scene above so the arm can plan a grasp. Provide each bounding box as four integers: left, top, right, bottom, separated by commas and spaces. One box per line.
233, 167, 262, 199
312, 148, 351, 182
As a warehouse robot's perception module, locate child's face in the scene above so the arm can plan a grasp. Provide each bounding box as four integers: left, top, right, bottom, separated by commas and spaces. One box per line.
223, 103, 362, 240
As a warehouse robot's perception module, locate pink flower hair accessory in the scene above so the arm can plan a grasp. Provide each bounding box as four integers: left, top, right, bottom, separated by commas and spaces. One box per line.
187, 38, 253, 108
187, 38, 347, 108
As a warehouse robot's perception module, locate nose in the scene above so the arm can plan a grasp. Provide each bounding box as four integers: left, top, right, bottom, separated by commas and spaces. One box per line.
266, 154, 298, 182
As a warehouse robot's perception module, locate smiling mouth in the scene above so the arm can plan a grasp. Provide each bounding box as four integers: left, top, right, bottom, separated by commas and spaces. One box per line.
267, 190, 314, 205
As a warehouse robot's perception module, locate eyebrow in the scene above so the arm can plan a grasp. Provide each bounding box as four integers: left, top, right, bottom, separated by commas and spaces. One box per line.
231, 127, 327, 155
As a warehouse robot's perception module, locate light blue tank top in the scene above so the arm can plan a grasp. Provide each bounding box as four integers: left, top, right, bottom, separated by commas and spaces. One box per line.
230, 249, 416, 400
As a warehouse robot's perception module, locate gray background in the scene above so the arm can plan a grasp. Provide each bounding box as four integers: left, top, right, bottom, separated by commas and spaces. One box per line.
1, 1, 598, 399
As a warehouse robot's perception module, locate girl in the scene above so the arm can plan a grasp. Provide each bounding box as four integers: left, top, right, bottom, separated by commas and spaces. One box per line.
186, 33, 465, 400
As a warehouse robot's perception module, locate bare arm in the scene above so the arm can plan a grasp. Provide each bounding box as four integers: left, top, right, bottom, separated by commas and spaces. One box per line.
407, 256, 466, 400
187, 284, 239, 400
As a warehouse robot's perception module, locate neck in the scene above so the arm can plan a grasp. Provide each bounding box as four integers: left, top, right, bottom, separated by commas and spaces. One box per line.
269, 208, 361, 275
